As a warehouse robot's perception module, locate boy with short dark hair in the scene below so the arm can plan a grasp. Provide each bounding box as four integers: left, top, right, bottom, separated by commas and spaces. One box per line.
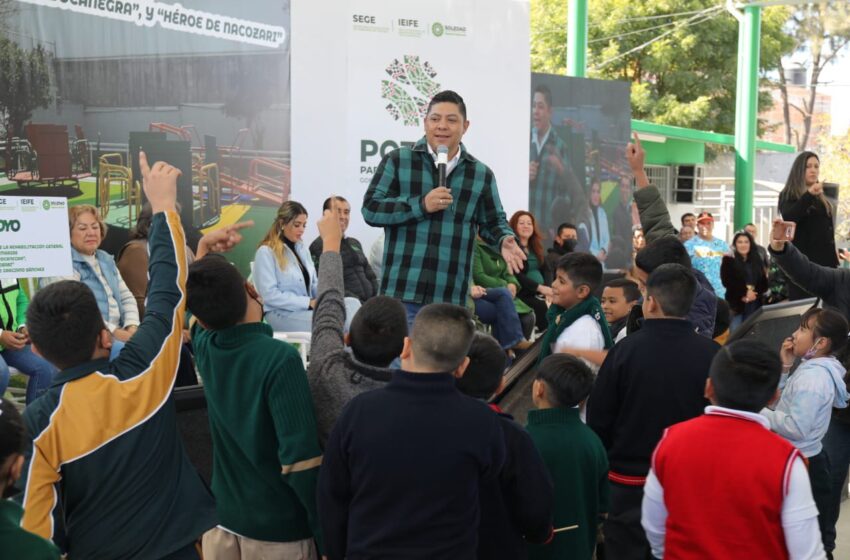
601, 278, 640, 342
187, 253, 324, 558
318, 304, 507, 559
537, 253, 612, 368
642, 341, 824, 559
527, 354, 609, 560
587, 263, 720, 560
19, 154, 218, 558
456, 333, 554, 559
0, 398, 60, 559
308, 207, 407, 444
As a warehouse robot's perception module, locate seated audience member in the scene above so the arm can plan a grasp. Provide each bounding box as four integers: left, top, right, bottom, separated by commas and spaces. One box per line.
510, 211, 552, 332
318, 304, 506, 559
580, 181, 611, 267
643, 341, 825, 559
188, 257, 324, 558
473, 237, 535, 340
308, 208, 407, 445
762, 308, 849, 554
41, 205, 140, 346
254, 201, 360, 332
721, 230, 768, 331
601, 278, 640, 342
684, 212, 729, 298
18, 154, 218, 558
456, 333, 554, 559
309, 196, 378, 303
527, 354, 609, 560
544, 223, 578, 285
470, 285, 531, 358
537, 253, 613, 369
0, 278, 56, 404
0, 398, 61, 558
632, 237, 717, 338
587, 264, 720, 560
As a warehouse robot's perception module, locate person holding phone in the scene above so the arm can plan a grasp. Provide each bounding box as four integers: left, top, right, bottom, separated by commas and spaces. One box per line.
779, 152, 838, 300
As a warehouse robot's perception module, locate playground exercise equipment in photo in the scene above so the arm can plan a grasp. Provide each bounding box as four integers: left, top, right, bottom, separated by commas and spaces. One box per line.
5, 124, 92, 190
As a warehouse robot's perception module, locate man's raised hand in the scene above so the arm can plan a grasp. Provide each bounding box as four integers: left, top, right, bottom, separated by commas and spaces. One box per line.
139, 151, 179, 214
625, 132, 650, 188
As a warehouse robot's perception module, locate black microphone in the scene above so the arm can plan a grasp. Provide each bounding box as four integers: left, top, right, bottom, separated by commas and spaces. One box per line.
436, 144, 448, 188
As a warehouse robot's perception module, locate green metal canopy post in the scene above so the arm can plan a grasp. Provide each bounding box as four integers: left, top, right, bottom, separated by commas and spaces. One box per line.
733, 4, 761, 230
567, 0, 588, 77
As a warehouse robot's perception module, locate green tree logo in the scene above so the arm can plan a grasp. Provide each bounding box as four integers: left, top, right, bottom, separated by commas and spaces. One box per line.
432, 22, 445, 37
381, 55, 441, 127
42, 200, 50, 210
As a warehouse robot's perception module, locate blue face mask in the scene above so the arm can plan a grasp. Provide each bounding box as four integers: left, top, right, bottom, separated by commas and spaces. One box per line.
803, 337, 824, 361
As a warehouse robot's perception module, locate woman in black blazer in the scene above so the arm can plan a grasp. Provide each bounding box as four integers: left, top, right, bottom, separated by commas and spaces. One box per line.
721, 231, 768, 332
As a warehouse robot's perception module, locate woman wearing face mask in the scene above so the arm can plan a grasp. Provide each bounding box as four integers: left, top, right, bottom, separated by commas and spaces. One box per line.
762, 308, 850, 554
254, 201, 360, 332
720, 231, 768, 331
779, 152, 837, 300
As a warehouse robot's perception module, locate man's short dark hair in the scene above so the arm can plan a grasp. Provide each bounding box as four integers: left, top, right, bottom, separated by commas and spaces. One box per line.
536, 354, 594, 407
744, 222, 756, 229
349, 296, 408, 367
27, 281, 106, 370
533, 84, 553, 108
557, 222, 577, 236
635, 237, 692, 274
456, 333, 505, 399
710, 340, 781, 412
410, 303, 475, 371
646, 264, 697, 318
605, 278, 640, 303
187, 256, 247, 330
322, 196, 349, 211
0, 398, 25, 485
557, 252, 603, 293
681, 212, 695, 226
427, 90, 467, 120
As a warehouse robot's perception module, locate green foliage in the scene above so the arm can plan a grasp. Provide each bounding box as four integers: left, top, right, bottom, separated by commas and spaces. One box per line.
0, 36, 53, 138
530, 0, 795, 135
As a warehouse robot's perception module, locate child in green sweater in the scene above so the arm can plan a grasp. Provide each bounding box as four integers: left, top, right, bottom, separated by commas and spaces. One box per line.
187, 253, 324, 559
0, 398, 60, 559
527, 354, 609, 560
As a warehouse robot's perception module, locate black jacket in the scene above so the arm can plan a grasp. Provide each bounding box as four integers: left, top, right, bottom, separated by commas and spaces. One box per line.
318, 370, 506, 560
478, 407, 554, 559
543, 242, 570, 286
780, 193, 838, 268
587, 319, 720, 478
310, 236, 378, 302
720, 255, 768, 315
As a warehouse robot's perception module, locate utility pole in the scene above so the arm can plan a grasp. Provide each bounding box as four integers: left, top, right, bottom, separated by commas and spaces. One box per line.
566, 0, 588, 77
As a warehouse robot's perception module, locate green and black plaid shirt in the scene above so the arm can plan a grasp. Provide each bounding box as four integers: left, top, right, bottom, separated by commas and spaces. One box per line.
362, 137, 515, 306
530, 127, 572, 234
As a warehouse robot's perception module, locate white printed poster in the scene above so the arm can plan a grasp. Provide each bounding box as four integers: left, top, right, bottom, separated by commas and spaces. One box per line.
0, 197, 72, 279
292, 0, 530, 250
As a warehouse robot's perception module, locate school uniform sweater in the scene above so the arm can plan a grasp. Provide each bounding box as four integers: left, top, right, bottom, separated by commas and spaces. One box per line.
526, 407, 609, 560
191, 321, 324, 544
0, 499, 60, 559
477, 405, 554, 560
318, 370, 507, 560
587, 318, 720, 482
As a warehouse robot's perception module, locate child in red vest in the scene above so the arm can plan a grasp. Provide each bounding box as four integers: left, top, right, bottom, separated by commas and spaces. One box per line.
642, 340, 824, 559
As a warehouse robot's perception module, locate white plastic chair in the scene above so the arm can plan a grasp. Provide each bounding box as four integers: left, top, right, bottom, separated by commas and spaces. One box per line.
272, 331, 312, 367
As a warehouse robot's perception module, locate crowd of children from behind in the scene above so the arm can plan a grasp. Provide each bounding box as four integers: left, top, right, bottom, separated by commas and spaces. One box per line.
1, 148, 848, 560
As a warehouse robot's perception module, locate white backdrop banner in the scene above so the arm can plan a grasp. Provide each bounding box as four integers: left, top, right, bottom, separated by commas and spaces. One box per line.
292, 0, 530, 251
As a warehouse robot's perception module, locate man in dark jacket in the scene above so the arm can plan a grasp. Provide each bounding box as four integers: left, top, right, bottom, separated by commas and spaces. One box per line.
625, 134, 718, 338
310, 196, 378, 302
543, 223, 578, 285
318, 303, 506, 559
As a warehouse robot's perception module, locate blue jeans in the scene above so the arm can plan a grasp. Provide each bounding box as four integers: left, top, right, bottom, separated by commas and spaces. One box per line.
265, 297, 362, 332
0, 345, 57, 405
822, 417, 850, 552
473, 288, 524, 350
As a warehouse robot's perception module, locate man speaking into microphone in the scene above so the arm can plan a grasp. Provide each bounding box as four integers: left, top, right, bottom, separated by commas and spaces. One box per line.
363, 90, 525, 323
